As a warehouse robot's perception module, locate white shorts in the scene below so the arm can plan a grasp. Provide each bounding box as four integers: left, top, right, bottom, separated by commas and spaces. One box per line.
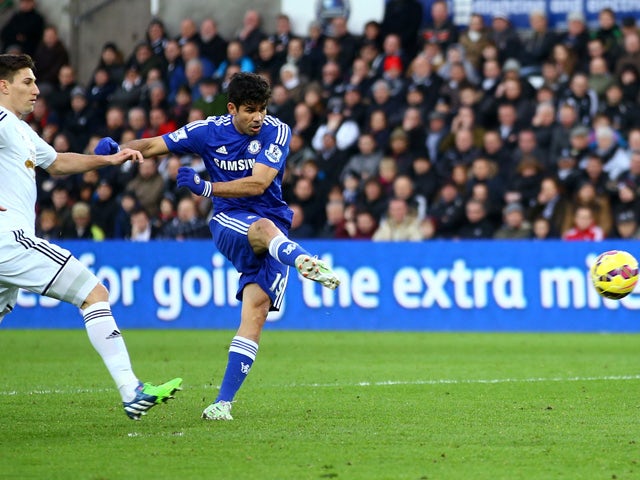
0, 229, 99, 319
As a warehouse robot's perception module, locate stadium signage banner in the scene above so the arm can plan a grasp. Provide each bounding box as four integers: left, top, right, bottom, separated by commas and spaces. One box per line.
467, 0, 640, 28
4, 240, 640, 332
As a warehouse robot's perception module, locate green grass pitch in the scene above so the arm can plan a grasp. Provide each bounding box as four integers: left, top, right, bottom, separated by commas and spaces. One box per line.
1, 329, 639, 480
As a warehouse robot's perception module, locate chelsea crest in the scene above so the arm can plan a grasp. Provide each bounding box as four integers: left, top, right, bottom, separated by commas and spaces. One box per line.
248, 140, 261, 154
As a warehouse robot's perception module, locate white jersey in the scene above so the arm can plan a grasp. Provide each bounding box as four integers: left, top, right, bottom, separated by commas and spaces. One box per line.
0, 106, 56, 234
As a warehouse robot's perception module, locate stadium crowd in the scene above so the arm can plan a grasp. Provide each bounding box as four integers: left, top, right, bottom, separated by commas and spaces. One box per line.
8, 0, 640, 241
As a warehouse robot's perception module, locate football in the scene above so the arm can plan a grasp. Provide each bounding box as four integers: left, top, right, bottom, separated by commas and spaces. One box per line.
590, 250, 639, 299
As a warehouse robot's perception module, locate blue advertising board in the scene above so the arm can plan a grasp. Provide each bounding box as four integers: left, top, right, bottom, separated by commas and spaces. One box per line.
2, 240, 640, 332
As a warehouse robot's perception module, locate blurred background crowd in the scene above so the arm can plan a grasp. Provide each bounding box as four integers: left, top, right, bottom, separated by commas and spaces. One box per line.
7, 0, 640, 241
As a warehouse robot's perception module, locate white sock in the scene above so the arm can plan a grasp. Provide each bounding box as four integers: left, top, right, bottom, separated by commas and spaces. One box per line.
82, 301, 139, 402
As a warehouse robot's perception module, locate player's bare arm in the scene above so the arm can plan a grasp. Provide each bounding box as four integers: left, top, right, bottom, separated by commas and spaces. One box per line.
46, 150, 143, 176
212, 163, 278, 198
121, 136, 169, 159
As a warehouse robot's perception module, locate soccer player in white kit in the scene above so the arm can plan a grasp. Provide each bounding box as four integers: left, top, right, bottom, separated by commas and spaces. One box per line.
0, 54, 182, 420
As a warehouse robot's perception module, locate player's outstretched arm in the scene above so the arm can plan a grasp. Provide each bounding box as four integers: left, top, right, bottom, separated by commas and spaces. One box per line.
46, 149, 143, 176
95, 136, 169, 160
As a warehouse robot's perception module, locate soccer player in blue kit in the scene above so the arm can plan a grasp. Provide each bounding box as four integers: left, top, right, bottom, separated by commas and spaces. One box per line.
95, 72, 340, 420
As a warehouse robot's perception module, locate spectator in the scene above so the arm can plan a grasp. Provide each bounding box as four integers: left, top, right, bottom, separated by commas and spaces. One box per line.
311, 101, 360, 153
562, 204, 605, 240
61, 201, 105, 241
63, 86, 100, 153
372, 197, 422, 241
269, 13, 296, 56
215, 40, 255, 78
590, 125, 630, 181
46, 64, 77, 120
91, 179, 119, 238
317, 199, 350, 239
128, 206, 160, 241
161, 196, 210, 240
235, 9, 266, 62
176, 17, 200, 47
459, 13, 491, 72
256, 39, 285, 83
559, 72, 599, 126
519, 10, 556, 77
427, 180, 465, 238
380, 0, 423, 59
199, 17, 228, 67
457, 198, 495, 239
346, 208, 378, 239
529, 176, 571, 237
32, 25, 68, 95
611, 208, 640, 239
562, 181, 613, 236
110, 67, 143, 110
341, 132, 383, 182
488, 12, 522, 63
559, 11, 589, 61
329, 16, 358, 68
94, 42, 125, 85
125, 157, 165, 218
35, 207, 60, 241
356, 177, 388, 223
494, 202, 532, 239
532, 216, 552, 240
0, 0, 44, 55
287, 203, 316, 239
419, 0, 458, 52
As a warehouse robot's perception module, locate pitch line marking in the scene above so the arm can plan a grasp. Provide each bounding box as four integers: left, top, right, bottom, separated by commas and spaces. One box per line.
2, 375, 640, 396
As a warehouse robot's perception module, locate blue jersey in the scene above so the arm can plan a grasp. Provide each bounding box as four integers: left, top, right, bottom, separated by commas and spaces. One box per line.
162, 114, 293, 228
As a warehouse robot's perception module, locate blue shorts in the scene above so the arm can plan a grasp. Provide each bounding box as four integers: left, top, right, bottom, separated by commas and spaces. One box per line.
210, 211, 289, 311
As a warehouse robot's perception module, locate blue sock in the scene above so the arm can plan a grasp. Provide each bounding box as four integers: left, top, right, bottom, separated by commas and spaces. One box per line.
216, 336, 259, 402
268, 234, 311, 266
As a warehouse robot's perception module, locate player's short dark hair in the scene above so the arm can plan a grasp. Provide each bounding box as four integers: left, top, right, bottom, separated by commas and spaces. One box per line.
0, 54, 35, 82
227, 72, 271, 109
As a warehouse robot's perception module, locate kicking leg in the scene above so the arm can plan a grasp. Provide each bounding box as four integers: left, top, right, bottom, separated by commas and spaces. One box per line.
250, 218, 340, 290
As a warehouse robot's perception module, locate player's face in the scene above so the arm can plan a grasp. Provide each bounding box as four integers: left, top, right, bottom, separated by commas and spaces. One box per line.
0, 67, 39, 117
229, 102, 267, 136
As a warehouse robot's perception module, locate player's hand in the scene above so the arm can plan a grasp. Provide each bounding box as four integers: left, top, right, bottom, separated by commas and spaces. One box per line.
177, 166, 206, 196
94, 137, 120, 155
109, 148, 144, 165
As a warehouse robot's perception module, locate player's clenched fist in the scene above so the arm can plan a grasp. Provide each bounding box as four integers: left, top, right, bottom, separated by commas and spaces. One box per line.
177, 166, 212, 197
94, 136, 120, 155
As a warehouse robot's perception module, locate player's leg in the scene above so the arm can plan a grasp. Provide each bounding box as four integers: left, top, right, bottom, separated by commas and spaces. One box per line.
0, 231, 181, 419
202, 283, 270, 421
249, 218, 340, 289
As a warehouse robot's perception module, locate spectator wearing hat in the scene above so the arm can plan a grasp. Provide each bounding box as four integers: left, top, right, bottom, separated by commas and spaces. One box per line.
381, 54, 406, 99
63, 86, 100, 154
425, 110, 449, 166
488, 11, 522, 64
341, 83, 368, 127
411, 153, 439, 205
559, 11, 589, 61
494, 202, 532, 239
612, 208, 640, 239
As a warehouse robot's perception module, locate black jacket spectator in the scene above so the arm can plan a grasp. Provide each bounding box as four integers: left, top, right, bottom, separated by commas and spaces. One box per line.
0, 0, 44, 55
